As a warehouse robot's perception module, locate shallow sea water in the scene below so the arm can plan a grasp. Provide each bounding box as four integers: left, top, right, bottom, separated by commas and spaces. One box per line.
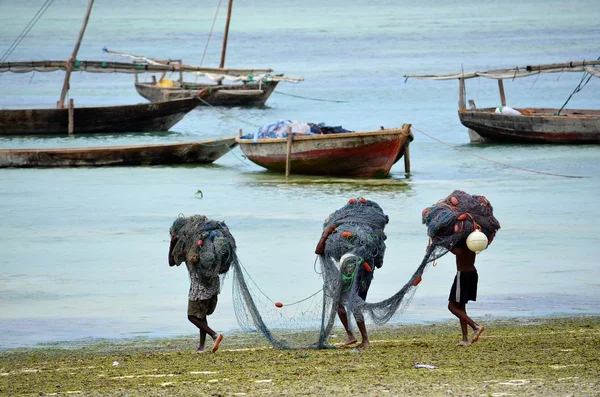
0, 0, 599, 348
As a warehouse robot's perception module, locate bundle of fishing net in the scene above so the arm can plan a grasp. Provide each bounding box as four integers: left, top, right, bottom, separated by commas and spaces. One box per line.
231, 197, 432, 349
169, 215, 238, 286
421, 189, 501, 262
355, 191, 501, 330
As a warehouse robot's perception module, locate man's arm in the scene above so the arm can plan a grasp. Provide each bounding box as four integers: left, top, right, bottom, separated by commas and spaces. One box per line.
168, 235, 178, 267
315, 225, 337, 255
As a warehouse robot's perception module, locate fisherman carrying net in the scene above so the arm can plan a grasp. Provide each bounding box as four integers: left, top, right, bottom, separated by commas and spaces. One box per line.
422, 190, 501, 346
168, 214, 237, 353
315, 197, 388, 349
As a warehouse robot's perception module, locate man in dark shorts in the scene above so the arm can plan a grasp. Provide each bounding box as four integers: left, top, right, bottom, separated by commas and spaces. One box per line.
169, 234, 224, 353
448, 239, 484, 346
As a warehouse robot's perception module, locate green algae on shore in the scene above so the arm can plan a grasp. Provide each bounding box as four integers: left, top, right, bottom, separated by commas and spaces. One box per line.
1, 316, 599, 396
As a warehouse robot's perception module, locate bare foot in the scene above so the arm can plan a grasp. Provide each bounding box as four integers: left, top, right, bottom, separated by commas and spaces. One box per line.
457, 340, 471, 346
471, 326, 485, 344
355, 341, 370, 349
335, 338, 358, 348
211, 334, 224, 353
196, 347, 207, 354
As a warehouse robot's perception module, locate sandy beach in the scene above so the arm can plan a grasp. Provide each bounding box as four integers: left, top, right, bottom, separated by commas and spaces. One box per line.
1, 315, 598, 396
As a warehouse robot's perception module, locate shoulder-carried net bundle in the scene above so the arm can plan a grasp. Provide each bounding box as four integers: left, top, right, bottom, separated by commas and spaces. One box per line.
230, 198, 447, 349
169, 215, 238, 285
188, 192, 499, 350
421, 189, 501, 262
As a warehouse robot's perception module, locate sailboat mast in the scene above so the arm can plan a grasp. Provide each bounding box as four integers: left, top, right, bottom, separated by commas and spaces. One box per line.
58, 0, 95, 108
219, 0, 233, 69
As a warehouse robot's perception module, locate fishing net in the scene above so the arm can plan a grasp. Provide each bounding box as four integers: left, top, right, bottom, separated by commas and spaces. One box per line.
421, 189, 501, 261
228, 191, 500, 350
231, 198, 423, 349
169, 214, 238, 290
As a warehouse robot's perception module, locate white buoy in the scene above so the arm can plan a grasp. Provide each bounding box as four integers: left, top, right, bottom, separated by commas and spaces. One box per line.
466, 230, 488, 253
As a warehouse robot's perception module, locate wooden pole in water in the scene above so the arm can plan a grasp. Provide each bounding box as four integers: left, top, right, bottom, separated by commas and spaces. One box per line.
458, 77, 466, 111
58, 0, 95, 109
401, 124, 411, 174
220, 0, 233, 69
68, 99, 75, 135
285, 127, 293, 178
498, 79, 506, 106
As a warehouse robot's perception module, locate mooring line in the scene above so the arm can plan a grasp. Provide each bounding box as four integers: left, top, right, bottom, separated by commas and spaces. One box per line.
273, 90, 350, 103
412, 126, 585, 179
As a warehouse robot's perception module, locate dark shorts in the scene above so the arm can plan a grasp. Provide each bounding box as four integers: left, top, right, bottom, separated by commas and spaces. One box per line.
188, 295, 218, 320
449, 270, 478, 304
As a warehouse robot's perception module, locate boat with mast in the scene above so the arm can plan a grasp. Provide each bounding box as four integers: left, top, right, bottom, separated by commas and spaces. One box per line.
0, 0, 206, 135
115, 0, 303, 107
405, 59, 600, 144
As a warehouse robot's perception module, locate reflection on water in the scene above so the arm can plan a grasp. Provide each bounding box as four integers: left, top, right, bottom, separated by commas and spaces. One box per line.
1, 0, 599, 349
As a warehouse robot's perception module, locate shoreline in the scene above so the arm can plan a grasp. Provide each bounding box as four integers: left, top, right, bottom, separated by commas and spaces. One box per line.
1, 315, 598, 396
4, 292, 599, 351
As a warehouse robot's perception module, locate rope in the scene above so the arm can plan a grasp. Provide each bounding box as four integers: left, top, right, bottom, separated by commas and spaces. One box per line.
272, 91, 350, 103
236, 250, 328, 308
0, 0, 55, 64
198, 0, 223, 69
236, 258, 321, 307
196, 95, 262, 129
556, 56, 600, 115
282, 288, 324, 307
412, 126, 585, 179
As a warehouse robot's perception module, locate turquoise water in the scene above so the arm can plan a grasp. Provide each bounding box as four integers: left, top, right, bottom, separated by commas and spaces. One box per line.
1, 0, 599, 349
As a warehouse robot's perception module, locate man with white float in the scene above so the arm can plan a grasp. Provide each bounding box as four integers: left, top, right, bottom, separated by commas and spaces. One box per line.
447, 229, 489, 346
422, 190, 501, 346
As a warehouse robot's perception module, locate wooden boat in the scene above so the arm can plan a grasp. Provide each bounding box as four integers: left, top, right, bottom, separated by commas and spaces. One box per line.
0, 136, 237, 168
458, 107, 600, 144
108, 0, 302, 107
0, 96, 205, 136
235, 124, 414, 178
405, 60, 600, 143
133, 77, 283, 107
0, 1, 205, 136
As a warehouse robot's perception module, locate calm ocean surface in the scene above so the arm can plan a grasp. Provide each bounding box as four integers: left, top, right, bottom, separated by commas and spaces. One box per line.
1, 0, 599, 349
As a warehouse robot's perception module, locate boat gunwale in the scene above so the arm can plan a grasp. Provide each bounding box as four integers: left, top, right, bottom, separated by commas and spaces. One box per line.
235, 128, 409, 145
0, 137, 238, 154
461, 107, 600, 119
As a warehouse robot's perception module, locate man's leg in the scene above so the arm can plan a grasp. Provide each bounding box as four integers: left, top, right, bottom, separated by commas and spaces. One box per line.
355, 319, 370, 348
457, 303, 470, 343
336, 306, 357, 346
188, 315, 216, 352
448, 301, 483, 344
188, 315, 223, 352
199, 322, 207, 351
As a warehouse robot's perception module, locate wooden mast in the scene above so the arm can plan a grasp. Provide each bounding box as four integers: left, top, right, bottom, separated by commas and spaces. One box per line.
58, 0, 95, 109
219, 0, 233, 68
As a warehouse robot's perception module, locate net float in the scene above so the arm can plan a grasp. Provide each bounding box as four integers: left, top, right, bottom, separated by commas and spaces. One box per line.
275, 302, 283, 308
457, 213, 467, 221
359, 198, 366, 203
412, 276, 422, 286
197, 239, 203, 246
363, 262, 372, 272
466, 230, 489, 253
348, 198, 357, 204
450, 196, 459, 206
341, 231, 353, 238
